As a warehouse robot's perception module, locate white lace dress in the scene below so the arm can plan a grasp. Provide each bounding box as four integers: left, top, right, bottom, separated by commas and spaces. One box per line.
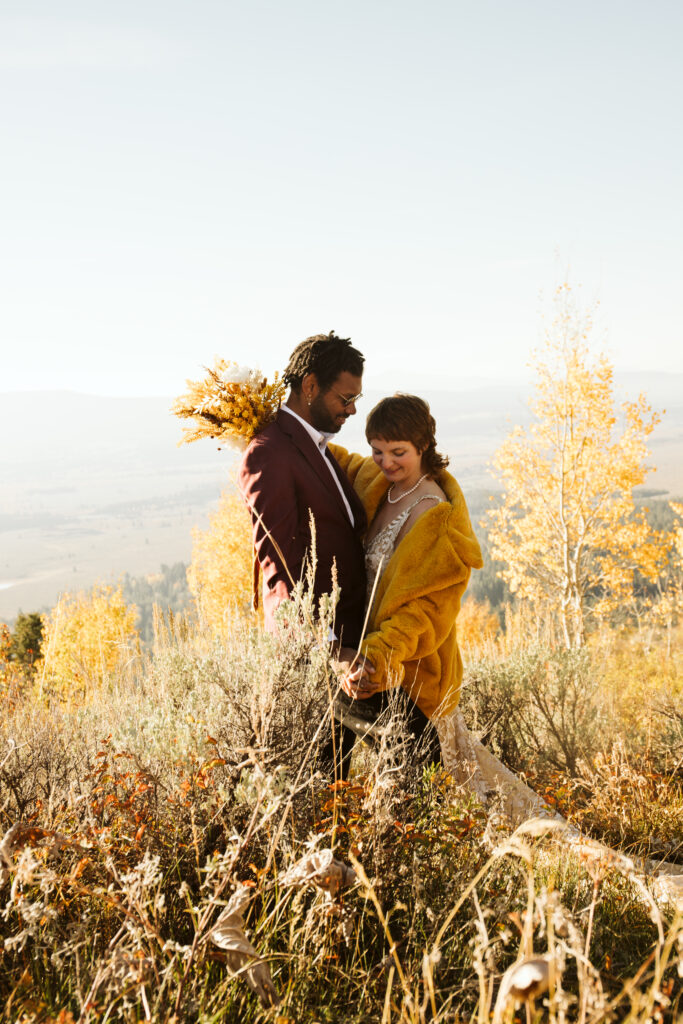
364, 494, 444, 607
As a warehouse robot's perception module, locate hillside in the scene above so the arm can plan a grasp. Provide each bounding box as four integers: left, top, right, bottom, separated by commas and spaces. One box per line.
1, 375, 682, 622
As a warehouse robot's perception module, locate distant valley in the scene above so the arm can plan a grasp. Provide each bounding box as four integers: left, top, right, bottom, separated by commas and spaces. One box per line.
2, 376, 682, 623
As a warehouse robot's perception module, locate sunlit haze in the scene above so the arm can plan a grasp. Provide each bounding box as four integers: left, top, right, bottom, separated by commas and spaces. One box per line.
2, 1, 682, 396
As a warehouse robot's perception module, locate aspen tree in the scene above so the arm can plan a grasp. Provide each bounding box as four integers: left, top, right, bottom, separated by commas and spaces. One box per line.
38, 584, 139, 699
187, 491, 254, 633
488, 284, 664, 648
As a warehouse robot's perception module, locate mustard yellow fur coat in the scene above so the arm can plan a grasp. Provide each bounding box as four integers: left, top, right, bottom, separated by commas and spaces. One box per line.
328, 445, 483, 719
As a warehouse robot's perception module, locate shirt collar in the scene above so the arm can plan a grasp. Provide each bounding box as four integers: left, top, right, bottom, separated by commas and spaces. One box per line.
281, 404, 333, 452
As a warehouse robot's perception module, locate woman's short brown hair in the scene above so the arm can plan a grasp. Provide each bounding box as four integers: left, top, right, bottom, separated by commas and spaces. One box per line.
365, 394, 449, 478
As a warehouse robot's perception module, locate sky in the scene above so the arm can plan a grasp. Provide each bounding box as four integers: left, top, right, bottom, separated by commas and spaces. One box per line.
2, 0, 682, 397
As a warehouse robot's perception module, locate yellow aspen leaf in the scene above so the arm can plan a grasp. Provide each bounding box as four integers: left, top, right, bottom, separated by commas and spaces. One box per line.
487, 284, 666, 647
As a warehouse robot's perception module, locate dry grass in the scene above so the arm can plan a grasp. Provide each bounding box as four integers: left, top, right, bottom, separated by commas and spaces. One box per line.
0, 595, 681, 1022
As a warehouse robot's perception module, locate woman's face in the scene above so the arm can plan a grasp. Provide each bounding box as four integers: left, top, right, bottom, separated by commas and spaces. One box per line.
369, 438, 423, 484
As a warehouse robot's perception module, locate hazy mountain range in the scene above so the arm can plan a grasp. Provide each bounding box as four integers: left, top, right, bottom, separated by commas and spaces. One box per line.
2, 374, 682, 623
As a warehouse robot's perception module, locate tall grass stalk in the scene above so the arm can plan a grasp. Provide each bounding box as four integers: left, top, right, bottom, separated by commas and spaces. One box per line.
0, 593, 681, 1021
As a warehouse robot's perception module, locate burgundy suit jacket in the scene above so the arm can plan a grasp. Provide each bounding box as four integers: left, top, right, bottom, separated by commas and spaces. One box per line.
237, 409, 367, 646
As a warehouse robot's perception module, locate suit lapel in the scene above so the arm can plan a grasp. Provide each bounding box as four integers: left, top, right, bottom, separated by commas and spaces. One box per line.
276, 410, 356, 523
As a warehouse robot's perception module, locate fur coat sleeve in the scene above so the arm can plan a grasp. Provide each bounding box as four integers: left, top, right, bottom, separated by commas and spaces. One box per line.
328, 443, 483, 718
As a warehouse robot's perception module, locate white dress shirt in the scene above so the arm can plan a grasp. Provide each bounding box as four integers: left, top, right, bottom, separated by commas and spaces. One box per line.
281, 404, 355, 526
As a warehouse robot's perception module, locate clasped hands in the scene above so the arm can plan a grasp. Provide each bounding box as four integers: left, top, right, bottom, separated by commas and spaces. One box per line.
333, 646, 378, 700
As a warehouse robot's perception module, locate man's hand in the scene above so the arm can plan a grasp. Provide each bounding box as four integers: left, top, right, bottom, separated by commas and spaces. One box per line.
336, 645, 360, 667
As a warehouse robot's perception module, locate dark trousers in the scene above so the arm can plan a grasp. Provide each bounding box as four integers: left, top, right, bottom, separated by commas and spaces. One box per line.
321, 687, 441, 780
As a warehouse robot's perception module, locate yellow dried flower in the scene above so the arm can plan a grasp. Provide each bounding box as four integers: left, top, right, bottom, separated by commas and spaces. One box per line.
173, 358, 286, 451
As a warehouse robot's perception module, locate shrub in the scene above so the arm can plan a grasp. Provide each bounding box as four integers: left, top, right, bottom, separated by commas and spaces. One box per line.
461, 645, 606, 775
0, 591, 680, 1022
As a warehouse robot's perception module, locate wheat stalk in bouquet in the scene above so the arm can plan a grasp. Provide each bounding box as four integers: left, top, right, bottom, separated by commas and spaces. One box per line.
173, 359, 286, 451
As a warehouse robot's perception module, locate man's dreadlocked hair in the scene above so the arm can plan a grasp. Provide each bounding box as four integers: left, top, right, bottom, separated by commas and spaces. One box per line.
283, 331, 365, 393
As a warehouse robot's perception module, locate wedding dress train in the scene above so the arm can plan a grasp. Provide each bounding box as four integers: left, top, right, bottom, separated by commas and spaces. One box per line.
435, 707, 683, 910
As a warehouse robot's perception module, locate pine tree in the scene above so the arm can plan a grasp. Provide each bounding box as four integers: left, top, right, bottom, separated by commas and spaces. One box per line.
11, 612, 44, 669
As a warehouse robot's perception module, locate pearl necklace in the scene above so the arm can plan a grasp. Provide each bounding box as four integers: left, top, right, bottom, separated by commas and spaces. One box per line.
386, 473, 429, 504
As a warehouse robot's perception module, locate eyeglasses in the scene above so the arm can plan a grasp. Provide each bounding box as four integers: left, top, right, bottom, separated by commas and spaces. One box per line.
330, 388, 363, 408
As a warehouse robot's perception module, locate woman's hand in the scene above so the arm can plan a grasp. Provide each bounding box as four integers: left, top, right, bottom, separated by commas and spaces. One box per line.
341, 669, 379, 700
333, 648, 378, 700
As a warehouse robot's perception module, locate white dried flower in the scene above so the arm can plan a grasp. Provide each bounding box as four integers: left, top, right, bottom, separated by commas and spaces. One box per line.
162, 939, 191, 956
219, 362, 261, 386
4, 928, 30, 952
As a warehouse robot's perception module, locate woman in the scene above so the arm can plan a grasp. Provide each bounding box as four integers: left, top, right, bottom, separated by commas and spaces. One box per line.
329, 394, 483, 765
327, 398, 683, 910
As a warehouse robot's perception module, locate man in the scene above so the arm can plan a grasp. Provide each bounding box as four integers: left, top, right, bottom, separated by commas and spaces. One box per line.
238, 331, 367, 654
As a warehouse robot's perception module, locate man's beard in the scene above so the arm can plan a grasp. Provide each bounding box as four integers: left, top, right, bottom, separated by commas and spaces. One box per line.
309, 393, 346, 434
